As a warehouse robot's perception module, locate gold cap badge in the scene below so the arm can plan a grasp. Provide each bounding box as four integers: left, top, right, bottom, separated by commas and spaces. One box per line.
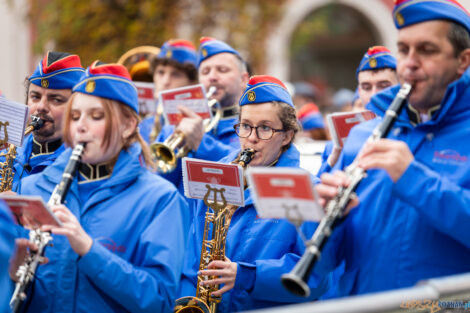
85, 80, 96, 93
396, 12, 405, 26
369, 58, 377, 68
41, 79, 49, 88
247, 91, 256, 102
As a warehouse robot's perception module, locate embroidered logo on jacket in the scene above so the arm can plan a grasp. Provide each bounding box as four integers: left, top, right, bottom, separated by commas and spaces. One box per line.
433, 150, 468, 165
96, 237, 127, 253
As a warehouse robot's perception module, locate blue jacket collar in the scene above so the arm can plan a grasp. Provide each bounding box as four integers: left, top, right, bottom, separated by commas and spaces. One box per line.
40, 143, 144, 189
367, 67, 470, 129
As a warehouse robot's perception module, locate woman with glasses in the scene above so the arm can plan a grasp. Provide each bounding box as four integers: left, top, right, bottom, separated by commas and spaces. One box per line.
178, 76, 329, 312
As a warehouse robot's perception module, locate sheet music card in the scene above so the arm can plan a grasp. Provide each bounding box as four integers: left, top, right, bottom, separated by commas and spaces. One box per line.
182, 157, 245, 207
246, 167, 324, 222
0, 97, 29, 146
0, 195, 62, 229
326, 110, 376, 148
159, 84, 211, 125
134, 81, 157, 116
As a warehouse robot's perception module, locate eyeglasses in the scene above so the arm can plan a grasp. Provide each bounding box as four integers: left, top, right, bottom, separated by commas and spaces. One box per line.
234, 123, 285, 140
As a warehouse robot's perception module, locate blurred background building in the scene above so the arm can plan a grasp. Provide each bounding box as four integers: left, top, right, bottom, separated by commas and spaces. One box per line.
1, 0, 470, 105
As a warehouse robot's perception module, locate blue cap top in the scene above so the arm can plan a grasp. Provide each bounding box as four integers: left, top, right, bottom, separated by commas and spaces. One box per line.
73, 61, 138, 113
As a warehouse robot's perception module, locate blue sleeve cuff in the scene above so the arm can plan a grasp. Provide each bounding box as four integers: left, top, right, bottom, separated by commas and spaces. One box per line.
392, 159, 426, 203
77, 240, 111, 277
234, 262, 256, 292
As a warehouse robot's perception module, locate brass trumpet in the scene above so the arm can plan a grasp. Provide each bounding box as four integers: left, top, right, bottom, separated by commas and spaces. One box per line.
150, 86, 222, 173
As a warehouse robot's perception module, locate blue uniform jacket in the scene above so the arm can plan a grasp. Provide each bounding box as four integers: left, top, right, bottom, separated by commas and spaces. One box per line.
0, 200, 15, 313
155, 117, 240, 194
0, 134, 65, 192
314, 68, 470, 296
18, 144, 190, 313
179, 145, 329, 312
316, 141, 334, 176
139, 114, 166, 144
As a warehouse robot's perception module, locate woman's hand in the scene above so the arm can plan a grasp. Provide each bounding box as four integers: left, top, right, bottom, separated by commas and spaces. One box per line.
9, 238, 48, 282
199, 257, 237, 297
41, 205, 92, 256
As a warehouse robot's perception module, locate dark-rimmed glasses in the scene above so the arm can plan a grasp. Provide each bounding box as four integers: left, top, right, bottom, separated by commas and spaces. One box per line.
234, 123, 285, 140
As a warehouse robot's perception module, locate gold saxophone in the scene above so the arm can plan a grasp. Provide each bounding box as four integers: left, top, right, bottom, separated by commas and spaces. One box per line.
0, 116, 44, 192
174, 148, 255, 313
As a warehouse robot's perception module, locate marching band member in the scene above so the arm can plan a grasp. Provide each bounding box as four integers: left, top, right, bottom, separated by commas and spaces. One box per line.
0, 200, 15, 312
179, 76, 329, 312
139, 39, 198, 143
156, 37, 249, 192
1, 51, 84, 192
314, 0, 470, 296
12, 61, 190, 312
317, 46, 398, 175
356, 46, 398, 110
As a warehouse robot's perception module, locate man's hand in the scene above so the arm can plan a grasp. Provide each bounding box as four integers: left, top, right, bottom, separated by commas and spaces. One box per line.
317, 171, 359, 215
357, 139, 413, 182
175, 106, 204, 151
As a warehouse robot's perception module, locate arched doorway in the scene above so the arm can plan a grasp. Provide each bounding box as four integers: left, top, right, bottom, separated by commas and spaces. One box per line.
290, 3, 379, 91
266, 0, 397, 83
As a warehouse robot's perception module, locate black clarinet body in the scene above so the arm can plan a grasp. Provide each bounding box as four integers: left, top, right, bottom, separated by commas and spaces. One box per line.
10, 143, 86, 312
281, 83, 412, 297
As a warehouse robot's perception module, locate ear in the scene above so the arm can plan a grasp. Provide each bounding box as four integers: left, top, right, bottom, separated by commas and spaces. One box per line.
241, 71, 250, 85
457, 48, 470, 76
281, 129, 294, 147
122, 115, 138, 139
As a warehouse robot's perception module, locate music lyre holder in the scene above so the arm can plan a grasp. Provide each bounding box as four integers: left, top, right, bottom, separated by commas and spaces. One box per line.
203, 184, 227, 211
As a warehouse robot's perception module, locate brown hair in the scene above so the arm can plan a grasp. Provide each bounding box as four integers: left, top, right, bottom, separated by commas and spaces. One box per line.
63, 93, 155, 170
150, 57, 198, 83
447, 21, 470, 57
239, 101, 300, 152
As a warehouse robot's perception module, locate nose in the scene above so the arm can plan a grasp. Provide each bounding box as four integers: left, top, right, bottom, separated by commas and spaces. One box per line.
75, 115, 88, 134
400, 48, 420, 74
247, 127, 259, 143
161, 72, 171, 89
207, 69, 220, 83
35, 96, 50, 114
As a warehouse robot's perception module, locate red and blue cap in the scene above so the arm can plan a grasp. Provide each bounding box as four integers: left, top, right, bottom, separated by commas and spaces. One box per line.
239, 75, 294, 108
297, 103, 325, 130
393, 0, 470, 34
29, 51, 84, 90
73, 61, 138, 113
356, 46, 397, 77
198, 37, 241, 66
157, 39, 197, 66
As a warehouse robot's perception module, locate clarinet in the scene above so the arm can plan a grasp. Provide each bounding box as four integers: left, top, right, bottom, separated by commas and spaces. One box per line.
281, 83, 412, 297
10, 143, 86, 313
